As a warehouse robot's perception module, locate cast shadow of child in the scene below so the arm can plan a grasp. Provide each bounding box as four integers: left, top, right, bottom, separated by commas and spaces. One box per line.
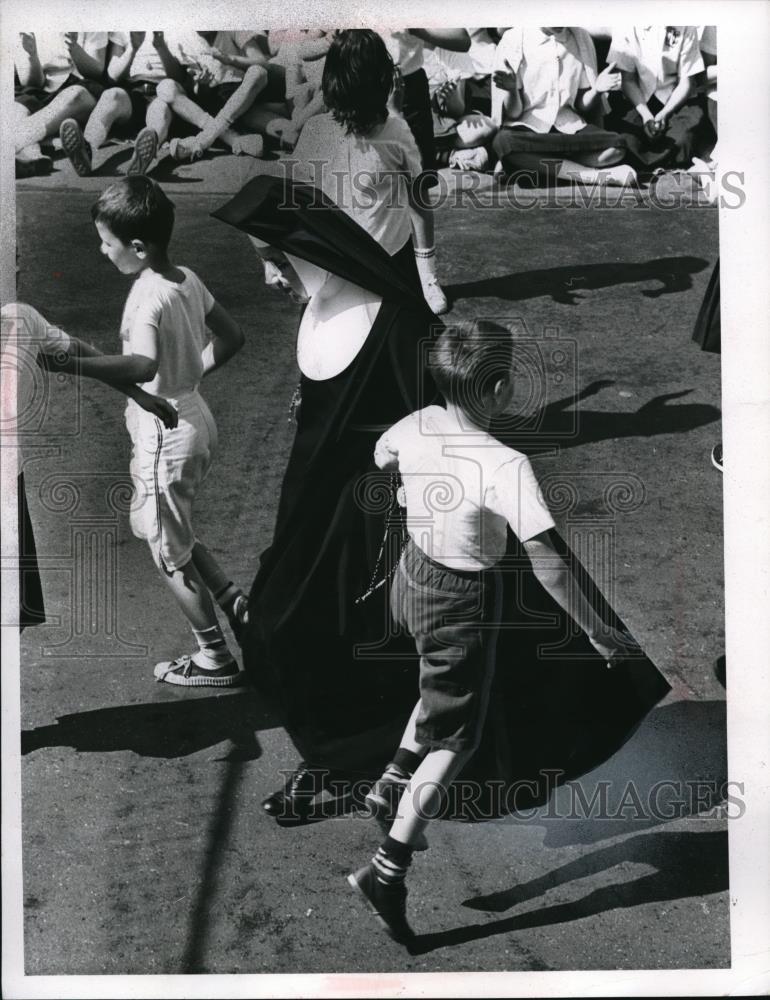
495, 380, 721, 454
445, 255, 709, 306
21, 690, 276, 761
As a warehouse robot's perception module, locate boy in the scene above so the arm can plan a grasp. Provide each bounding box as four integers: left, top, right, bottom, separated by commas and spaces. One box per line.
348, 325, 640, 942
76, 175, 248, 685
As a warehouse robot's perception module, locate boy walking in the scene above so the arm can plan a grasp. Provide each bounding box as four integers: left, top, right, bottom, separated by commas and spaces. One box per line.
348, 325, 640, 942
79, 175, 248, 684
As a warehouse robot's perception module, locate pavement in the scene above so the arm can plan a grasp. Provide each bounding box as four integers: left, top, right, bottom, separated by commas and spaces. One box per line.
14, 144, 726, 975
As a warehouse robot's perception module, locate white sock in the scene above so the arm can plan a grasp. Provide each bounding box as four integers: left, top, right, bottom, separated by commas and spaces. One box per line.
191, 624, 233, 670
414, 246, 439, 284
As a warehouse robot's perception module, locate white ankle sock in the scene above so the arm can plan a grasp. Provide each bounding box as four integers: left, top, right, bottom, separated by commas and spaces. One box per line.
414, 246, 439, 283
192, 624, 233, 669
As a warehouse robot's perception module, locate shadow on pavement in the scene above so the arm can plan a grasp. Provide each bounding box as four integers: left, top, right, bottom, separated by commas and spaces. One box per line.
21, 690, 278, 760
495, 380, 721, 453
445, 255, 709, 306
535, 698, 728, 848
407, 828, 727, 956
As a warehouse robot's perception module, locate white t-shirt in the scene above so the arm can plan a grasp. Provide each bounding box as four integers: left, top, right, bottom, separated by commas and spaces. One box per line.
1, 303, 72, 470
15, 32, 108, 92
379, 405, 555, 570
383, 31, 424, 76
292, 112, 422, 257
175, 31, 256, 86
608, 26, 704, 104
119, 267, 213, 398
108, 31, 192, 82
494, 27, 594, 133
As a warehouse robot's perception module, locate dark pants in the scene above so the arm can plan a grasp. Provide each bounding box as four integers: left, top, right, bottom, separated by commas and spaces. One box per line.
400, 67, 438, 190
391, 538, 502, 752
607, 94, 714, 169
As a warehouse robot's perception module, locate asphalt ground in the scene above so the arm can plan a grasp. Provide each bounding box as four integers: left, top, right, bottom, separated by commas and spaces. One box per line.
14, 149, 726, 975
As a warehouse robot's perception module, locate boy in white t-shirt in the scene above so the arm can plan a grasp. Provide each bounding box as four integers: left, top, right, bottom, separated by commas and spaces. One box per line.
74, 176, 248, 685
347, 324, 640, 943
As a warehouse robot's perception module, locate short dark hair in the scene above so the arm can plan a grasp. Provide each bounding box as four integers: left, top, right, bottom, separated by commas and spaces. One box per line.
323, 29, 394, 136
91, 176, 175, 248
429, 324, 514, 418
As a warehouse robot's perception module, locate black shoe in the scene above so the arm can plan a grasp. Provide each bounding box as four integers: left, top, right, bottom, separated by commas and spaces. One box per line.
347, 863, 415, 944
262, 763, 320, 819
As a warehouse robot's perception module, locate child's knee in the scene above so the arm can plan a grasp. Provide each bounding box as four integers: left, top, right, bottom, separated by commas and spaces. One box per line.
155, 78, 184, 104
98, 87, 131, 118
65, 85, 97, 117
242, 64, 268, 90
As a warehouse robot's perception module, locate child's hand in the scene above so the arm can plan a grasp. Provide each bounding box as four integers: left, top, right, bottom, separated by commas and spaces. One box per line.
493, 61, 518, 92
209, 46, 231, 65
134, 390, 178, 428
589, 625, 643, 666
63, 32, 79, 52
129, 32, 146, 50
152, 31, 166, 49
20, 32, 37, 55
595, 61, 622, 93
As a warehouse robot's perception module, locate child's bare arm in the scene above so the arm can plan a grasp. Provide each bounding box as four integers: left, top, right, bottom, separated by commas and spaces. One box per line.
523, 530, 642, 663
38, 337, 177, 427
374, 433, 399, 471
201, 301, 245, 377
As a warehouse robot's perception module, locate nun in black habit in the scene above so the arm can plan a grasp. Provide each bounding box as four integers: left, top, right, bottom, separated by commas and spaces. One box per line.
212, 174, 671, 822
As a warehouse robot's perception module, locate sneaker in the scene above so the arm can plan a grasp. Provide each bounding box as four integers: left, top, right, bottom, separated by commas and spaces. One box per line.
448, 147, 490, 172
168, 136, 204, 164
364, 775, 428, 851
347, 863, 415, 944
711, 442, 723, 472
227, 594, 249, 645
421, 278, 449, 316
59, 118, 92, 176
154, 654, 242, 687
127, 127, 158, 175
231, 133, 264, 158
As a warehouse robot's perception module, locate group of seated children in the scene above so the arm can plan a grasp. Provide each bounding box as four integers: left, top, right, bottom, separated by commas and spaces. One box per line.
15, 26, 717, 186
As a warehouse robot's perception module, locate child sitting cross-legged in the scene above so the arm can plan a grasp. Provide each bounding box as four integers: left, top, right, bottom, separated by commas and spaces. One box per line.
348, 324, 641, 943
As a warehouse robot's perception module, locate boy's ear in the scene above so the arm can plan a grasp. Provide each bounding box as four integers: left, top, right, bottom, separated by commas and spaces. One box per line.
130, 239, 148, 258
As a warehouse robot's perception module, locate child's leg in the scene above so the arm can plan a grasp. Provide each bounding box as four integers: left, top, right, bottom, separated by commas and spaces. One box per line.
190, 540, 248, 634
15, 85, 96, 152
192, 66, 269, 149
153, 555, 241, 685
388, 745, 472, 847
157, 79, 261, 155
83, 87, 132, 150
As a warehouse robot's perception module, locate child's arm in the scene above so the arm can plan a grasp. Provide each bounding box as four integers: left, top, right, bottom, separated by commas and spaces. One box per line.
200, 302, 245, 377
373, 432, 399, 472
107, 33, 144, 82
408, 29, 471, 53
523, 530, 643, 664
64, 33, 107, 82
652, 74, 694, 127
16, 33, 45, 88
38, 337, 177, 427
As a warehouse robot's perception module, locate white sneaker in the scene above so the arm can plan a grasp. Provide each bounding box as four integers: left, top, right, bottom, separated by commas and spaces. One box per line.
421, 278, 449, 315
231, 134, 264, 158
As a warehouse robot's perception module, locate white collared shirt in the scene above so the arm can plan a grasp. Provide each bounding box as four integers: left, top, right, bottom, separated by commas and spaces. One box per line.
383, 30, 424, 76
608, 26, 704, 104
494, 28, 592, 134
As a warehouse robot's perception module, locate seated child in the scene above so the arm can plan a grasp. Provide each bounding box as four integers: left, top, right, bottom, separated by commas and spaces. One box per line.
606, 26, 712, 169
71, 176, 248, 685
162, 31, 269, 162
423, 31, 498, 172
14, 31, 117, 177
348, 324, 640, 943
492, 26, 636, 187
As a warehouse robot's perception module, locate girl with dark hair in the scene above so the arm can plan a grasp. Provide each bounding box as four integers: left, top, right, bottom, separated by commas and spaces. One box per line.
291, 30, 437, 306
